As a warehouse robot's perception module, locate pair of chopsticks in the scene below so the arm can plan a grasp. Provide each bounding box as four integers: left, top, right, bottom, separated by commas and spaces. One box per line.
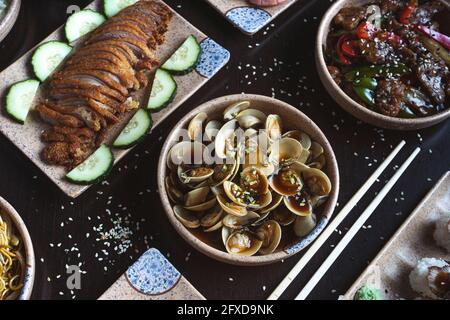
267, 140, 420, 300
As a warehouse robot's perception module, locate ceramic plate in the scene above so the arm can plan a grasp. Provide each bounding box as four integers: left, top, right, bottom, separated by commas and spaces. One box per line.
0, 0, 230, 198
343, 172, 450, 300
205, 0, 298, 35
99, 248, 205, 300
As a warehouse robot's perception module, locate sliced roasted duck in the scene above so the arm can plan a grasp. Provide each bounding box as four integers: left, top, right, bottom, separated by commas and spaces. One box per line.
37, 0, 173, 169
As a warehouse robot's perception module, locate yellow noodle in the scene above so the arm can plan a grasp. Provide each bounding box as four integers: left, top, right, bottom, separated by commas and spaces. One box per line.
0, 212, 24, 300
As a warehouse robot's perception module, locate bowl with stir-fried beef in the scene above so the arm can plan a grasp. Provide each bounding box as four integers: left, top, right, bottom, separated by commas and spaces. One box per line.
316, 0, 450, 130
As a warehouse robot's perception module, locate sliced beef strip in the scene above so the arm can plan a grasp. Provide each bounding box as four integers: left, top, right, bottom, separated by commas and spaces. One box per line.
359, 39, 396, 64
375, 79, 407, 117
410, 1, 444, 25
65, 50, 133, 74
36, 104, 84, 128
74, 46, 135, 69
333, 7, 367, 31
415, 56, 448, 105
86, 99, 120, 123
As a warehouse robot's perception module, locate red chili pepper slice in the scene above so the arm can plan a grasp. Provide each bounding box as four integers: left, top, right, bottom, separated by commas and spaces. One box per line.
399, 0, 417, 25
341, 39, 359, 58
356, 21, 377, 40
336, 35, 351, 65
379, 32, 403, 46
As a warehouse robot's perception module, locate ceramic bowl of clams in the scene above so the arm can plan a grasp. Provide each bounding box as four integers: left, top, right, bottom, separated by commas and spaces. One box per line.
158, 94, 340, 265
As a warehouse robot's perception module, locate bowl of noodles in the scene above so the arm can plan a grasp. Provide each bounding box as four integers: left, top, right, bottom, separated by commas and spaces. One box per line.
0, 196, 34, 300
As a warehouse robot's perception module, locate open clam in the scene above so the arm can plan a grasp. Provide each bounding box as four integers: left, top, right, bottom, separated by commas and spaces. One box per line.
283, 130, 312, 150
165, 177, 184, 204
222, 211, 260, 229
266, 114, 282, 141
293, 214, 317, 237
240, 167, 269, 195
201, 205, 224, 228
269, 137, 304, 167
204, 120, 222, 142
223, 101, 250, 121
272, 204, 296, 226
174, 205, 200, 229
284, 191, 313, 217
215, 119, 238, 159
210, 156, 239, 187
225, 230, 263, 256
184, 186, 216, 212
258, 193, 283, 215
217, 194, 247, 217
236, 109, 267, 129
188, 112, 208, 141
257, 220, 282, 255
302, 167, 332, 197
307, 141, 326, 169
269, 162, 307, 197
178, 165, 214, 185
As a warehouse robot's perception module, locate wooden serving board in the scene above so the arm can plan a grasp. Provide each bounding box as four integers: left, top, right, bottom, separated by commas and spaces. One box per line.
205, 0, 298, 35
0, 0, 230, 198
343, 172, 450, 300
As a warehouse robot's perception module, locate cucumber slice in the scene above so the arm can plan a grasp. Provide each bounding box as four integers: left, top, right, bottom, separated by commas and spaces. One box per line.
5, 79, 40, 124
104, 0, 139, 18
66, 145, 114, 185
147, 69, 177, 112
32, 41, 72, 81
65, 9, 106, 43
113, 109, 152, 149
161, 35, 202, 75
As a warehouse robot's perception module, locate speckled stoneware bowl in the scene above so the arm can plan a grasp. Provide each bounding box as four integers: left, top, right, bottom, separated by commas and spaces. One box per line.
158, 94, 339, 266
0, 196, 35, 300
316, 0, 450, 130
0, 0, 21, 43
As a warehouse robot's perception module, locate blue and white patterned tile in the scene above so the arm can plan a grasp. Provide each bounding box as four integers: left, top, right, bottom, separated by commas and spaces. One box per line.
284, 216, 329, 255
225, 7, 271, 34
196, 38, 230, 79
126, 248, 181, 295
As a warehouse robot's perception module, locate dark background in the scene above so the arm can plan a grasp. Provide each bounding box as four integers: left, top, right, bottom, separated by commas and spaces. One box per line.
0, 0, 448, 300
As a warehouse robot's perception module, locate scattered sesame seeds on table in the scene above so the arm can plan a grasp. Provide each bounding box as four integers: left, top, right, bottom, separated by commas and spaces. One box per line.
0, 0, 448, 300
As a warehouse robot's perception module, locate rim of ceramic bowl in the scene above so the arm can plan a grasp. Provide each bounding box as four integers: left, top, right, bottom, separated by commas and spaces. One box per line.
315, 0, 450, 130
0, 196, 35, 300
158, 94, 339, 266
0, 0, 21, 43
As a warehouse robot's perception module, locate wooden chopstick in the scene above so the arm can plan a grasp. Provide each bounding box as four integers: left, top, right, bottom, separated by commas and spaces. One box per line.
267, 140, 406, 300
295, 147, 421, 300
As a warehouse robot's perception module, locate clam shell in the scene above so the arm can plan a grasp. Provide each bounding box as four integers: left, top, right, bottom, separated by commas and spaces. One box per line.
272, 205, 296, 226
269, 137, 304, 167
178, 166, 214, 184
225, 230, 263, 256
223, 101, 250, 121
293, 214, 317, 237
204, 120, 222, 142
265, 114, 282, 141
201, 205, 223, 228
184, 186, 210, 207
258, 193, 283, 214
188, 112, 208, 141
303, 167, 332, 196
236, 109, 267, 129
165, 177, 184, 204
217, 194, 247, 217
169, 141, 207, 167
257, 220, 282, 255
222, 211, 260, 229
215, 119, 238, 159
173, 205, 200, 229
284, 193, 313, 217
204, 220, 223, 232
283, 130, 312, 150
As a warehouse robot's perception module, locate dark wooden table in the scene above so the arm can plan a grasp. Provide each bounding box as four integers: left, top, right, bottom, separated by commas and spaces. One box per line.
0, 0, 448, 300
